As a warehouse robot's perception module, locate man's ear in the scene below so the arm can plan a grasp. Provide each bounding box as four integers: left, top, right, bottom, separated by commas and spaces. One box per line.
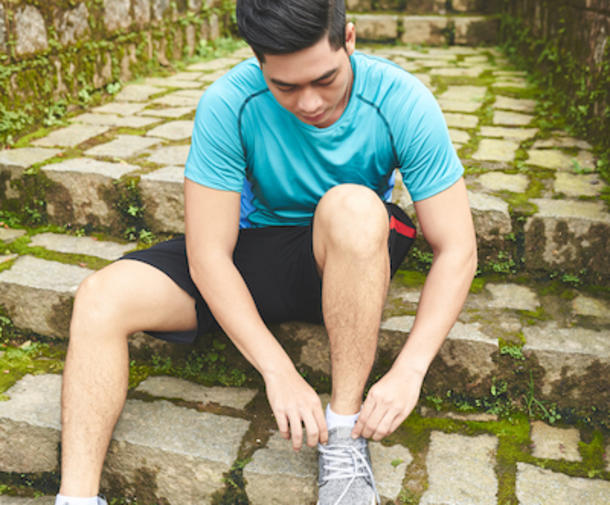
345, 22, 356, 55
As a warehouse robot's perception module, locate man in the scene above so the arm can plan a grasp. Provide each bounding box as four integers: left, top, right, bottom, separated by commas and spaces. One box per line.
56, 1, 477, 504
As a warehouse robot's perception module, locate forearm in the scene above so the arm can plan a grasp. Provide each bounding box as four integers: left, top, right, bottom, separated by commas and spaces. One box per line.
393, 245, 477, 376
190, 254, 294, 378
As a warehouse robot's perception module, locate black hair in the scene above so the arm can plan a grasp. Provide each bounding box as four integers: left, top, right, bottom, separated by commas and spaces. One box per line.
236, 0, 346, 62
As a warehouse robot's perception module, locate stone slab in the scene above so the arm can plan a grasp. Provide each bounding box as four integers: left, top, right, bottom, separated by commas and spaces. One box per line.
402, 16, 449, 45
115, 84, 163, 102
533, 136, 592, 150
136, 376, 257, 410
353, 14, 399, 40
84, 135, 161, 158
143, 77, 204, 89
101, 399, 249, 503
0, 256, 93, 337
186, 57, 242, 72
486, 283, 540, 311
43, 158, 140, 228
527, 149, 595, 171
0, 147, 62, 170
152, 93, 201, 107
29, 232, 136, 260
572, 295, 610, 319
478, 172, 529, 193
448, 129, 470, 145
468, 191, 512, 242
0, 253, 17, 264
492, 79, 528, 89
440, 85, 486, 103
140, 165, 185, 233
32, 124, 111, 148
530, 421, 581, 461
494, 95, 536, 113
0, 497, 51, 505
554, 172, 602, 197
146, 145, 190, 166
0, 374, 61, 473
438, 98, 482, 113
146, 120, 194, 140
199, 69, 229, 83
139, 106, 196, 118
430, 66, 485, 77
524, 199, 609, 279
523, 323, 609, 398
479, 126, 538, 141
0, 228, 26, 243
472, 138, 519, 162
493, 110, 534, 126
516, 463, 610, 505
73, 112, 159, 128
244, 431, 412, 504
443, 113, 479, 129
420, 432, 498, 505
14, 5, 48, 56
93, 102, 148, 116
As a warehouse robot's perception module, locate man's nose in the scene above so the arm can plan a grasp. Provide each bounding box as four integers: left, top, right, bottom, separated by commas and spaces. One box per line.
297, 86, 322, 113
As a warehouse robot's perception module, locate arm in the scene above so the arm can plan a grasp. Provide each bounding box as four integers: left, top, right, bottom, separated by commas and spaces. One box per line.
184, 179, 327, 449
352, 177, 477, 440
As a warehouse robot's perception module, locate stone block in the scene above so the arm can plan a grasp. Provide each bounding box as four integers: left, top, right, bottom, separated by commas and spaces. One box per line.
146, 120, 195, 140
430, 66, 485, 77
486, 283, 540, 312
152, 0, 171, 20
55, 3, 90, 46
448, 128, 470, 145
115, 84, 163, 102
451, 0, 480, 11
494, 95, 536, 113
454, 16, 499, 45
530, 421, 581, 461
140, 165, 185, 233
527, 149, 595, 171
572, 295, 610, 319
420, 432, 498, 505
438, 85, 486, 113
0, 228, 26, 243
532, 135, 592, 150
468, 191, 512, 243
443, 112, 479, 129
472, 138, 519, 163
0, 147, 61, 171
73, 112, 159, 128
493, 110, 534, 126
516, 463, 610, 505
32, 124, 110, 148
524, 199, 609, 279
147, 145, 190, 166
352, 14, 398, 40
143, 77, 203, 89
523, 323, 609, 401
402, 16, 449, 45
0, 374, 61, 473
0, 4, 6, 52
480, 126, 538, 141
139, 106, 196, 118
554, 172, 602, 197
93, 102, 148, 116
29, 233, 136, 261
0, 497, 51, 505
133, 0, 152, 26
104, 0, 132, 31
404, 0, 446, 13
478, 172, 529, 193
15, 5, 48, 56
42, 158, 139, 229
152, 93, 201, 107
346, 0, 373, 11
0, 256, 92, 337
84, 135, 161, 159
135, 376, 257, 410
101, 399, 249, 503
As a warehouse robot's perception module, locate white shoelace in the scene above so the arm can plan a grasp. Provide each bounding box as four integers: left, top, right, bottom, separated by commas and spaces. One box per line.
318, 441, 381, 505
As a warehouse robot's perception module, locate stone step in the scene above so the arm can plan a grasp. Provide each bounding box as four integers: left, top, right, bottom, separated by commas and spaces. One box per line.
1, 374, 609, 504
0, 237, 608, 409
350, 13, 499, 45
348, 0, 486, 14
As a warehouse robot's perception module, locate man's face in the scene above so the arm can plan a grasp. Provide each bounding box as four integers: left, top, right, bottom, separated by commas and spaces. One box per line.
260, 25, 356, 129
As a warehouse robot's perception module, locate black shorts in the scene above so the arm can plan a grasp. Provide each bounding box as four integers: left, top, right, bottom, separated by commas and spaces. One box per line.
121, 202, 416, 344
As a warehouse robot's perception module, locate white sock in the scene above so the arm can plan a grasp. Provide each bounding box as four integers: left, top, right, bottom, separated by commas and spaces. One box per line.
326, 403, 360, 429
55, 495, 100, 505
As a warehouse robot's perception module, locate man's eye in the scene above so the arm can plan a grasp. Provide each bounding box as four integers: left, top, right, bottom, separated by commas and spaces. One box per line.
277, 85, 296, 93
316, 78, 335, 87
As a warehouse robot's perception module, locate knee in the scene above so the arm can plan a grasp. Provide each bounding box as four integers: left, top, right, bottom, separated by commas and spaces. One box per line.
314, 184, 389, 254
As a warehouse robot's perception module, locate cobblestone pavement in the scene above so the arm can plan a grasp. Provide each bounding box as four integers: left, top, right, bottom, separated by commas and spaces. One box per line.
0, 43, 609, 504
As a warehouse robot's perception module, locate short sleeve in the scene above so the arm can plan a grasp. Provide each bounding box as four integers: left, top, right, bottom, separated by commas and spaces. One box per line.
184, 81, 246, 192
390, 78, 463, 202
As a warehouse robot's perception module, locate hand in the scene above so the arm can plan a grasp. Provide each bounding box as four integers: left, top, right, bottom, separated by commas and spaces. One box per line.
352, 366, 424, 441
264, 367, 328, 451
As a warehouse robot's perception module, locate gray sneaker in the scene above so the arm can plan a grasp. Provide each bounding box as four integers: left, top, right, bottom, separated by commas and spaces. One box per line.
317, 427, 380, 505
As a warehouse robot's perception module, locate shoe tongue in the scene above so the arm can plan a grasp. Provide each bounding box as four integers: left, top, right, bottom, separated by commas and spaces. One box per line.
328, 425, 361, 445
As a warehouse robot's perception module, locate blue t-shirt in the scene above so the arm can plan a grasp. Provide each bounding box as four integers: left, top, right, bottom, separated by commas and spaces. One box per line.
185, 51, 463, 228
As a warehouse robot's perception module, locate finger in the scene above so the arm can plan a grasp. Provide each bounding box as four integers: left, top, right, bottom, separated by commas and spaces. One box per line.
313, 403, 328, 445
275, 411, 290, 439
302, 410, 320, 448
352, 397, 375, 439
360, 402, 386, 439
289, 413, 304, 451
371, 410, 397, 441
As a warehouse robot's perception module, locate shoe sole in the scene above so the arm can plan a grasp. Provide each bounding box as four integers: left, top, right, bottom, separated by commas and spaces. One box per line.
316, 497, 377, 505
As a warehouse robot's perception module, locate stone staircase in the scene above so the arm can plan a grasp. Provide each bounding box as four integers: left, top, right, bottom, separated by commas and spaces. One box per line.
1, 2, 609, 504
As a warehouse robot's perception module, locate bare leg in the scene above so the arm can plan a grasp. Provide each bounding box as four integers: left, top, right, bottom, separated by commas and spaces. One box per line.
312, 184, 390, 415
59, 260, 198, 496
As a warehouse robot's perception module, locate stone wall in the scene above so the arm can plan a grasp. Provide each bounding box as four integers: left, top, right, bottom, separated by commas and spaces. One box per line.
0, 0, 234, 145
497, 0, 609, 156
346, 0, 500, 13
